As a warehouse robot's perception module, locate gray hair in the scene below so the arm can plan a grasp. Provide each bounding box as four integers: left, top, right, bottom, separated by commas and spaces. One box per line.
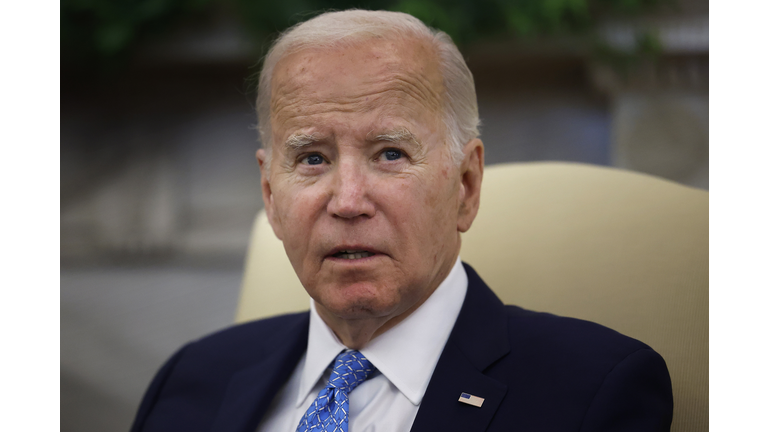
256, 9, 480, 168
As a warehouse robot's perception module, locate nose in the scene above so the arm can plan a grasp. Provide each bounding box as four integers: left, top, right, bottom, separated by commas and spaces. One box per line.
326, 161, 376, 219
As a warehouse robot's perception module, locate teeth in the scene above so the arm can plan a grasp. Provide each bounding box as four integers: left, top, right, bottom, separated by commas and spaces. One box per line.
337, 251, 372, 259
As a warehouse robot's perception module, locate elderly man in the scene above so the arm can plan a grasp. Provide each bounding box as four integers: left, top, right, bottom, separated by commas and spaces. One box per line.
131, 10, 673, 432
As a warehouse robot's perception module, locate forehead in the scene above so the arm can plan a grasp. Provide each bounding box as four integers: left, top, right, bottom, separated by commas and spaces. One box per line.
269, 36, 444, 133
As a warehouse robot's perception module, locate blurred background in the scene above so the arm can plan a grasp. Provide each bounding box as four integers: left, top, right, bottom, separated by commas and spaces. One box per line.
60, 0, 708, 430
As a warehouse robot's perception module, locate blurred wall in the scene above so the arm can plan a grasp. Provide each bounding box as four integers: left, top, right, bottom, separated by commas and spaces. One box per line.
60, 5, 707, 432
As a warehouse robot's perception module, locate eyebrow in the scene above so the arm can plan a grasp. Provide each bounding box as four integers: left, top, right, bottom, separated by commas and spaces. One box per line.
283, 128, 423, 150
368, 127, 422, 150
284, 133, 320, 150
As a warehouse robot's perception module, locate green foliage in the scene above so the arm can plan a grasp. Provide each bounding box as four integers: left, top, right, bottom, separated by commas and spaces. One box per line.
61, 0, 671, 72
61, 0, 212, 70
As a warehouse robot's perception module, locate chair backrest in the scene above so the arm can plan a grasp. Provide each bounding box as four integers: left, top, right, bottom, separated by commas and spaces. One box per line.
235, 161, 708, 432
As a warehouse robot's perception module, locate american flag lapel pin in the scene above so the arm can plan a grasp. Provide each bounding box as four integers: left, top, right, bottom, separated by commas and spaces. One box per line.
458, 392, 485, 408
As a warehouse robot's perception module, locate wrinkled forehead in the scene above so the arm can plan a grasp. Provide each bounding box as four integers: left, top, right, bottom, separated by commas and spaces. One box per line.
269, 36, 445, 122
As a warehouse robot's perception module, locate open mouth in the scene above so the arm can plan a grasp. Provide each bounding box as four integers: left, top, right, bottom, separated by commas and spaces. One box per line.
331, 250, 374, 260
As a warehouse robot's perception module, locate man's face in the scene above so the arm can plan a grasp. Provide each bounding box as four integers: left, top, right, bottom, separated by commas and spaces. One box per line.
258, 37, 482, 328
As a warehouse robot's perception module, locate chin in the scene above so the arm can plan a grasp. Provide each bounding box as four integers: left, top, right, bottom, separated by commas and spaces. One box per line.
315, 282, 401, 320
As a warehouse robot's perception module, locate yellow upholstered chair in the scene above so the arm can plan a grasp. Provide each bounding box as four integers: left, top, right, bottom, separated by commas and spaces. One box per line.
235, 161, 708, 432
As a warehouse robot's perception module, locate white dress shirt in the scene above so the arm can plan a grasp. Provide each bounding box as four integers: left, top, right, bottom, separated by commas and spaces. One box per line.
255, 257, 468, 432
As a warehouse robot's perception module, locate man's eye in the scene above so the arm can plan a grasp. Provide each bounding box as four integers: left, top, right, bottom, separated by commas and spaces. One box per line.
303, 154, 324, 165
383, 149, 402, 161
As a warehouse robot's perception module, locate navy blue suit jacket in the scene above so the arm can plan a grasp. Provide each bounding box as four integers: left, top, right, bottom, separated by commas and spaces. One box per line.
131, 264, 673, 431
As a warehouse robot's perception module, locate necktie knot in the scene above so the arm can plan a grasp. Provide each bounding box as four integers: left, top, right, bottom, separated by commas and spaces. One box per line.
328, 350, 375, 393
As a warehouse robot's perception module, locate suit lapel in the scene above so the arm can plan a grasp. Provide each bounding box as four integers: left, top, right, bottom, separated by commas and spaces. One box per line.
410, 263, 510, 432
210, 314, 309, 432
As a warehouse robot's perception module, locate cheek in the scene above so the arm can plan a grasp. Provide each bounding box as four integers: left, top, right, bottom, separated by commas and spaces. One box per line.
272, 183, 323, 252
388, 174, 458, 246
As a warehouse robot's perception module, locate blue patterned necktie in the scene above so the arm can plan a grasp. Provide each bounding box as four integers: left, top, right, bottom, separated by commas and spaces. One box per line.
296, 350, 376, 432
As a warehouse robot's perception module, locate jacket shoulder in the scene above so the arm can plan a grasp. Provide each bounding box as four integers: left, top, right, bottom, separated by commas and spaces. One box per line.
185, 311, 310, 363
130, 312, 309, 432
483, 306, 672, 431
502, 305, 652, 359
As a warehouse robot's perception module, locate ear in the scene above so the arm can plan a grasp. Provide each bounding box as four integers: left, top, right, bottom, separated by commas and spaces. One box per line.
256, 148, 284, 240
457, 138, 484, 233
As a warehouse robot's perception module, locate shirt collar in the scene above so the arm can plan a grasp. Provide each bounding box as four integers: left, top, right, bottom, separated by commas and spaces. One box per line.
296, 257, 468, 407
297, 301, 346, 407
